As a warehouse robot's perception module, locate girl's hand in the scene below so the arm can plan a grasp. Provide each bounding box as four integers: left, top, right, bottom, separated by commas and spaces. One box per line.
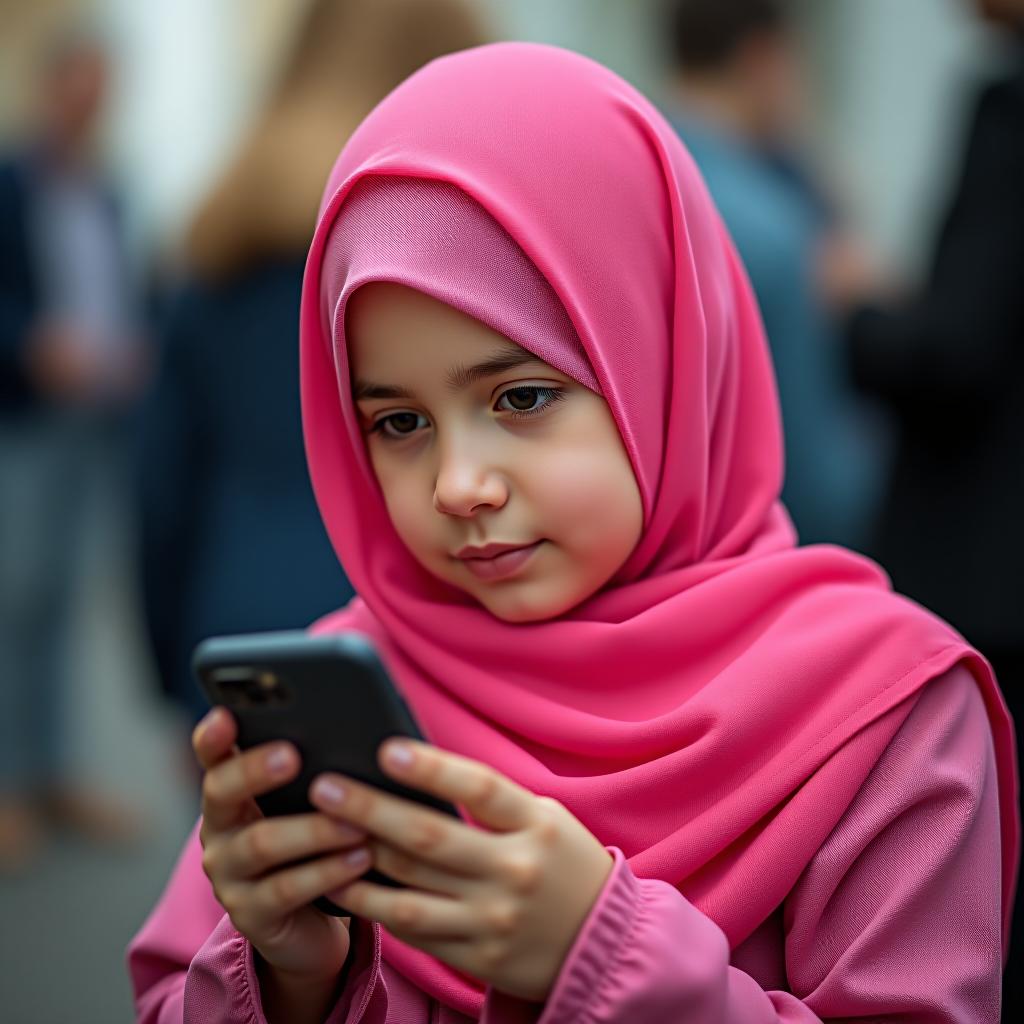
192, 707, 371, 988
309, 740, 614, 1002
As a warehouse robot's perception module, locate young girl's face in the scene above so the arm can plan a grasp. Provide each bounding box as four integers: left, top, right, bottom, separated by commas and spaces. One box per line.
347, 282, 643, 623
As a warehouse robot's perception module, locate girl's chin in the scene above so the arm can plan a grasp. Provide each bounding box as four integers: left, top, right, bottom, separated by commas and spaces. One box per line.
474, 582, 589, 624
486, 601, 554, 624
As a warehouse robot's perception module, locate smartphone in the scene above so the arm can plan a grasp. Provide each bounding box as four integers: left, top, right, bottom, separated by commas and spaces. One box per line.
192, 630, 459, 915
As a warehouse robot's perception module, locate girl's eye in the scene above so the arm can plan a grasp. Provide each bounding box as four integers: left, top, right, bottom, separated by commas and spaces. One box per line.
495, 386, 565, 417
370, 411, 428, 439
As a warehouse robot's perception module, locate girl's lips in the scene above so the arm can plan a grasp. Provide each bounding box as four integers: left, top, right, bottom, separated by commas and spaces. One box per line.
458, 541, 543, 582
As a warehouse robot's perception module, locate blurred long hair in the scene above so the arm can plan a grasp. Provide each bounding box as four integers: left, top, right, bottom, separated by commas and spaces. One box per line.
185, 0, 488, 279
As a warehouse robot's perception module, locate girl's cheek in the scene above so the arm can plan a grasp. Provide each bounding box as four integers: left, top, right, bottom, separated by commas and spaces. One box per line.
385, 474, 449, 570
386, 480, 428, 530
541, 450, 619, 511
541, 446, 641, 554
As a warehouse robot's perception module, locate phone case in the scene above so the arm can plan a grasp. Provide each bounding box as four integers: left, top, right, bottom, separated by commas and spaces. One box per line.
192, 630, 459, 915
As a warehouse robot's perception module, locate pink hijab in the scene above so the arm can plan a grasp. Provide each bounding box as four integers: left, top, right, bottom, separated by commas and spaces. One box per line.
299, 43, 1019, 1017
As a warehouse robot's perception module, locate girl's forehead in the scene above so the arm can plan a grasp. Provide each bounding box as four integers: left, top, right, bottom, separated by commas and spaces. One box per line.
347, 283, 561, 392
347, 281, 496, 344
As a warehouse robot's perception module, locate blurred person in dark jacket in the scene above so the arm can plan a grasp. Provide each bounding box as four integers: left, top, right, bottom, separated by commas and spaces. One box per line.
137, 0, 489, 739
0, 34, 147, 867
838, 0, 1024, 1006
661, 0, 885, 550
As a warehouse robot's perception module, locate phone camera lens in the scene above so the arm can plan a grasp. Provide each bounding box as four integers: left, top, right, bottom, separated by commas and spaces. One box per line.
212, 668, 292, 706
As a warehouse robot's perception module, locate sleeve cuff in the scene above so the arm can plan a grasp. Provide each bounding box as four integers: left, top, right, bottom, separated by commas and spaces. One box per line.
331, 917, 384, 1023
195, 915, 382, 1024
535, 846, 641, 1024
477, 848, 636, 1024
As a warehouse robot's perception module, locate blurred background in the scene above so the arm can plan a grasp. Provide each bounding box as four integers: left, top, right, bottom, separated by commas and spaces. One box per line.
1, 1, 1021, 1021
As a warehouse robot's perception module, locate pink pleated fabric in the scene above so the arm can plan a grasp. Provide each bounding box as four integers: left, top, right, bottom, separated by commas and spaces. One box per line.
298, 43, 1020, 1018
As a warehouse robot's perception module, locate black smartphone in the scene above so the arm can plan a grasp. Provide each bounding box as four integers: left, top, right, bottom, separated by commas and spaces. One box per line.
192, 630, 460, 916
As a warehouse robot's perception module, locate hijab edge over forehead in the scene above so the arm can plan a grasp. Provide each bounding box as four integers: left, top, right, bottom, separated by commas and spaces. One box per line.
320, 174, 601, 398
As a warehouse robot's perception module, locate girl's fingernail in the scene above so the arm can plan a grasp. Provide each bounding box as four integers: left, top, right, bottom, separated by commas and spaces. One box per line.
384, 741, 414, 769
266, 746, 294, 776
193, 709, 219, 745
344, 847, 369, 867
314, 778, 347, 805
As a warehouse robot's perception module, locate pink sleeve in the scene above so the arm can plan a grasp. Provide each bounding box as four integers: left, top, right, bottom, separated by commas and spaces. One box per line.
498, 664, 1003, 1024
126, 819, 374, 1024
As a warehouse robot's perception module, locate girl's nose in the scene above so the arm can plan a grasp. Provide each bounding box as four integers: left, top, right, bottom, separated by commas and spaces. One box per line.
432, 443, 509, 518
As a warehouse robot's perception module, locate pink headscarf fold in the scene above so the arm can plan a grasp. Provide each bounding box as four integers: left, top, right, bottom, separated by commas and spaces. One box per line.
299, 43, 1019, 1017
321, 174, 598, 395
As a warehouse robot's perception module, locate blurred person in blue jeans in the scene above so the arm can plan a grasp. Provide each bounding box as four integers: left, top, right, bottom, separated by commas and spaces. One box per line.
0, 35, 148, 868
661, 0, 884, 550
835, 1, 1024, 1009
137, 0, 489, 752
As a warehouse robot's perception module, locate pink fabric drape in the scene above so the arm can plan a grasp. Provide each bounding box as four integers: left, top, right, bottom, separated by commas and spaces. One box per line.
297, 42, 1020, 1018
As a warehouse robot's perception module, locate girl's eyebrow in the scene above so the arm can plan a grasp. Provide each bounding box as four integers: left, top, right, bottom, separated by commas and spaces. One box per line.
444, 346, 541, 391
352, 345, 545, 401
352, 380, 415, 401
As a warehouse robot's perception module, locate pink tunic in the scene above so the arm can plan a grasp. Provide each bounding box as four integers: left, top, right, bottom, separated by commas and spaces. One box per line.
128, 664, 1005, 1022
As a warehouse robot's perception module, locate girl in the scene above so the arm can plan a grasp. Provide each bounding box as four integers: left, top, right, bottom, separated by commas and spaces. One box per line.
128, 43, 1019, 1023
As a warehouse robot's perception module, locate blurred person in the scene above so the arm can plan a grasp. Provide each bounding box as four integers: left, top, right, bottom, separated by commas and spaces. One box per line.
137, 0, 489, 740
838, 0, 1024, 1009
0, 33, 148, 868
661, 0, 884, 549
